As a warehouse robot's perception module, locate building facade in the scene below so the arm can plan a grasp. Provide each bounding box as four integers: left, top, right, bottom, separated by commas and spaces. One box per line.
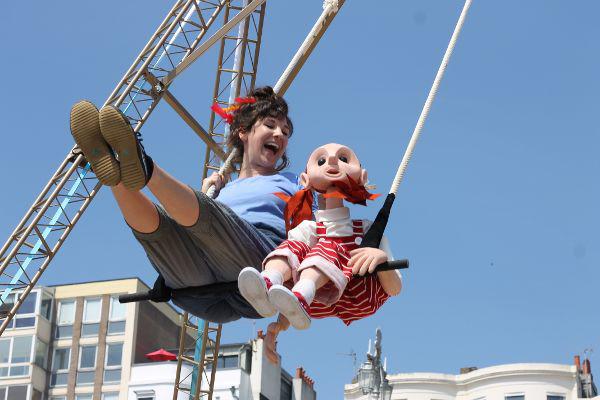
345, 331, 598, 400
128, 331, 317, 400
0, 278, 183, 400
0, 278, 317, 400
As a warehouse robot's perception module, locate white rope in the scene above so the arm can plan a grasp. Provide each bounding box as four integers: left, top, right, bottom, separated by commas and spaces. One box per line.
389, 0, 473, 195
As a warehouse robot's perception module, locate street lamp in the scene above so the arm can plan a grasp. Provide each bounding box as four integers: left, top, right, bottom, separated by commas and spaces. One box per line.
357, 358, 377, 395
355, 328, 393, 400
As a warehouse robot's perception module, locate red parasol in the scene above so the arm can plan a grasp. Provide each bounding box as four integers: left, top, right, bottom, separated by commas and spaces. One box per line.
145, 348, 177, 361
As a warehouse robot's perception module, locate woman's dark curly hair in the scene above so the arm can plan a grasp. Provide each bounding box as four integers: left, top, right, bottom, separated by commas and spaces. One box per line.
226, 86, 293, 171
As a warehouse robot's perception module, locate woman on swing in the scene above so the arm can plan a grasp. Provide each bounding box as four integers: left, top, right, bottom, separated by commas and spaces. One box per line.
71, 86, 295, 323
69, 86, 398, 327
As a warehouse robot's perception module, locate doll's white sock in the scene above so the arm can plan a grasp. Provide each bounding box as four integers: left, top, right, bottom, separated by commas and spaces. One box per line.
261, 269, 283, 286
292, 279, 316, 305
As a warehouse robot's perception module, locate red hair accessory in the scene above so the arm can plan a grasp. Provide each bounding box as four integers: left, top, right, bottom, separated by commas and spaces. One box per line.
322, 176, 380, 205
275, 189, 314, 232
211, 97, 256, 124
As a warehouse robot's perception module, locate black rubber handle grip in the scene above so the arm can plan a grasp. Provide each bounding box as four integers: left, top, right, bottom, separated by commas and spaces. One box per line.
353, 258, 409, 277
376, 259, 409, 271
119, 292, 152, 303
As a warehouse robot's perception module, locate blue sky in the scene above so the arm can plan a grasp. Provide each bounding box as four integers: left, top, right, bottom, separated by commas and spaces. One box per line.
1, 1, 599, 398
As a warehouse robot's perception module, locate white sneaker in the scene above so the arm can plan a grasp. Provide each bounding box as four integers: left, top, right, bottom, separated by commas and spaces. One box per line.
238, 267, 276, 317
268, 285, 311, 330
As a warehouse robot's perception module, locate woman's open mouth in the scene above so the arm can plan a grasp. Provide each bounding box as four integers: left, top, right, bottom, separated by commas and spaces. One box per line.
263, 141, 280, 156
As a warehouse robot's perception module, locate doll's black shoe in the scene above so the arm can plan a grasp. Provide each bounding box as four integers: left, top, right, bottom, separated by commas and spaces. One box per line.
238, 267, 276, 317
99, 105, 153, 191
268, 285, 311, 330
70, 101, 120, 186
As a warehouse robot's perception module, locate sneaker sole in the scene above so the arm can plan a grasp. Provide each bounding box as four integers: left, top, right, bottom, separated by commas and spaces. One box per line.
99, 106, 146, 191
268, 286, 311, 330
69, 101, 120, 186
238, 268, 276, 317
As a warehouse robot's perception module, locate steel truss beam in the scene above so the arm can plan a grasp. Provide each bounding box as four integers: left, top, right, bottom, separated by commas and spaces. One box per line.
172, 2, 266, 399
173, 314, 222, 400
203, 0, 266, 179
0, 0, 266, 335
172, 2, 348, 399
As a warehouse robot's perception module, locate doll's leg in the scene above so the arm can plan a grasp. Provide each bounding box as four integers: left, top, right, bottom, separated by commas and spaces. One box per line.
268, 266, 330, 330
238, 257, 293, 317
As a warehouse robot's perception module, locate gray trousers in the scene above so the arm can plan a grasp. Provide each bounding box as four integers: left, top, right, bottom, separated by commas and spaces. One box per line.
133, 190, 278, 323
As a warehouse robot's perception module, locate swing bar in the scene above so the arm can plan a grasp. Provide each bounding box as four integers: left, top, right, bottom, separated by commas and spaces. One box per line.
118, 259, 409, 305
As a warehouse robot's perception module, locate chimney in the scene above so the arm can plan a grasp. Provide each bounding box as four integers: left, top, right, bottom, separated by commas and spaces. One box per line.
575, 355, 582, 372
583, 359, 591, 374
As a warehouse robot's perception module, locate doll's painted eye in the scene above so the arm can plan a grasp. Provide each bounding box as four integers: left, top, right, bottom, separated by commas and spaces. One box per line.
317, 158, 326, 166
339, 156, 348, 163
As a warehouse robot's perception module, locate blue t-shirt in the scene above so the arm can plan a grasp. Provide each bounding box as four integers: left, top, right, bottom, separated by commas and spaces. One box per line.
216, 172, 302, 244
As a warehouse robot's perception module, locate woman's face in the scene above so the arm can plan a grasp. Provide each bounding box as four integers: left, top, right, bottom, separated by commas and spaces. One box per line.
240, 116, 290, 173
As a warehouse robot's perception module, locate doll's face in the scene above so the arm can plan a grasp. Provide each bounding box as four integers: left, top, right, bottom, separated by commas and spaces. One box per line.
301, 143, 367, 192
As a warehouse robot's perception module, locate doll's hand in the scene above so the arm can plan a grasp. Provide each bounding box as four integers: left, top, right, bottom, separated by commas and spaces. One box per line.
201, 172, 226, 195
348, 247, 388, 276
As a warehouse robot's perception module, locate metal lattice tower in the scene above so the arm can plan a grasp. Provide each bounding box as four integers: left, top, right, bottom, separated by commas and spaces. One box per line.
174, 2, 266, 398
0, 0, 266, 335
1, 1, 347, 399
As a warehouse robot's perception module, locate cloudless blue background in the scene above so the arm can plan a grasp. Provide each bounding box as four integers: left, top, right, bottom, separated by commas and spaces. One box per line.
1, 1, 599, 398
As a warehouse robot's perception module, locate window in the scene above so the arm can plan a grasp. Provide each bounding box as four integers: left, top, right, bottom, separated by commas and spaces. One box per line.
50, 397, 66, 400
82, 298, 101, 337
0, 385, 29, 400
104, 343, 123, 383
0, 292, 37, 330
75, 395, 93, 400
0, 339, 9, 377
134, 390, 154, 400
76, 345, 97, 385
50, 347, 70, 386
548, 396, 565, 400
205, 354, 238, 371
40, 293, 52, 320
280, 378, 292, 400
15, 292, 37, 329
222, 355, 238, 368
240, 347, 251, 373
506, 396, 525, 400
0, 336, 33, 378
56, 300, 75, 339
108, 297, 126, 335
34, 339, 48, 370
103, 393, 120, 400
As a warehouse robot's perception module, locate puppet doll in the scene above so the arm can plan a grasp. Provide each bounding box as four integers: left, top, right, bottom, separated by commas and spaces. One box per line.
238, 143, 402, 335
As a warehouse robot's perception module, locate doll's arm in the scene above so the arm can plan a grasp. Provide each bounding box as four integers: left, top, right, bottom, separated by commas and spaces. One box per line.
348, 221, 403, 296
287, 220, 318, 247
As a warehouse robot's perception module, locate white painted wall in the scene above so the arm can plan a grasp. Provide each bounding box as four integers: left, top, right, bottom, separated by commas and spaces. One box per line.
128, 362, 245, 400
344, 363, 586, 400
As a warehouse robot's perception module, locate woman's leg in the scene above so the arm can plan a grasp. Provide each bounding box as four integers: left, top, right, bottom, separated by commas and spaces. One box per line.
146, 165, 199, 227
110, 184, 159, 234
110, 164, 199, 232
